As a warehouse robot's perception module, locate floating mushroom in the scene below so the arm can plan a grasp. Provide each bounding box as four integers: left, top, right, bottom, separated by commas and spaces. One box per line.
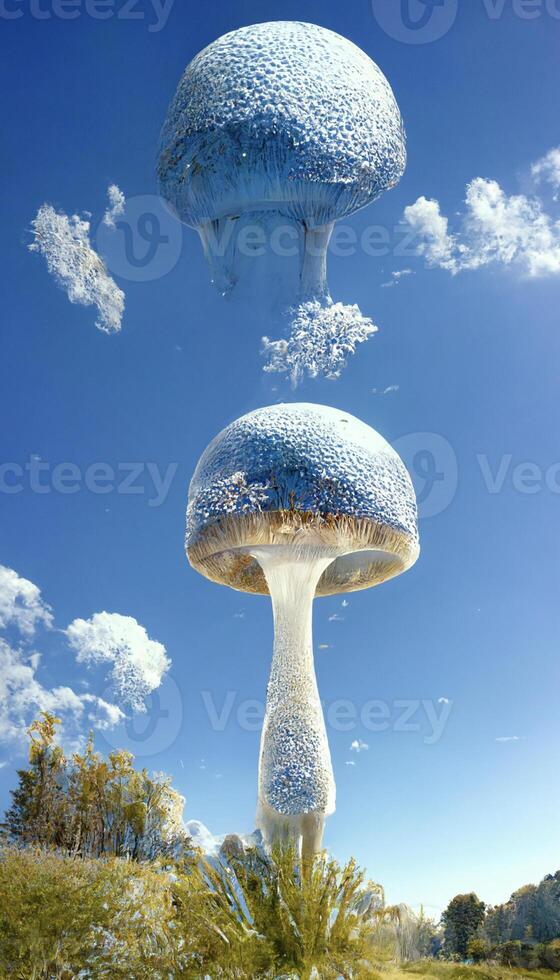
186, 403, 419, 857
158, 21, 406, 382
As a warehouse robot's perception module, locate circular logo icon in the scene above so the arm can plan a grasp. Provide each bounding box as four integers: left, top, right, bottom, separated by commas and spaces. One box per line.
98, 675, 184, 758
96, 194, 183, 282
394, 432, 458, 518
371, 0, 458, 44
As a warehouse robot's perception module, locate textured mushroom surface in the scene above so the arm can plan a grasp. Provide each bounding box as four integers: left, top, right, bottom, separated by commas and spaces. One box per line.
158, 21, 405, 226
158, 21, 406, 382
186, 403, 419, 854
187, 403, 419, 595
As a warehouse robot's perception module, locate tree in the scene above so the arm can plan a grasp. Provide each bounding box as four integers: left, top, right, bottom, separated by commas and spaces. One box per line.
467, 937, 490, 962
3, 712, 189, 861
3, 712, 68, 849
484, 870, 560, 945
442, 892, 486, 958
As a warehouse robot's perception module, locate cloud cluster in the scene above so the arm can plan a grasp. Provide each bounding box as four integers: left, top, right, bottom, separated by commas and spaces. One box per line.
403, 147, 560, 279
0, 637, 124, 746
0, 564, 53, 636
29, 203, 124, 333
102, 184, 126, 228
0, 564, 170, 750
67, 611, 170, 713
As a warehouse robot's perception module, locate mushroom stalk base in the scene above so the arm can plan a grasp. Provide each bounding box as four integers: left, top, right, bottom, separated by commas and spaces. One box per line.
251, 544, 340, 858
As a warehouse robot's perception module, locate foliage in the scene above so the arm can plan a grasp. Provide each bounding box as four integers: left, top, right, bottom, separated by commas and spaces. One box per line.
173, 843, 395, 978
467, 938, 491, 963
0, 845, 177, 978
442, 894, 487, 959
2, 712, 188, 860
484, 873, 560, 945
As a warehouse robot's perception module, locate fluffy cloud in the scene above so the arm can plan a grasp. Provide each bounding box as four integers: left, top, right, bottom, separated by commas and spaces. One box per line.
532, 147, 560, 199
29, 203, 124, 333
0, 638, 124, 745
403, 148, 560, 279
103, 184, 126, 229
350, 739, 369, 753
0, 564, 53, 636
66, 611, 170, 712
0, 565, 166, 750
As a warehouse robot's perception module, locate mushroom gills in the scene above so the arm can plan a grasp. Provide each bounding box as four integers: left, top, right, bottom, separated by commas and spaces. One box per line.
249, 542, 343, 858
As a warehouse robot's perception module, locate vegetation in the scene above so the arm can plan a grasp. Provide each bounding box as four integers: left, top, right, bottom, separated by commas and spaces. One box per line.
3, 712, 187, 860
443, 894, 487, 958
1, 713, 559, 977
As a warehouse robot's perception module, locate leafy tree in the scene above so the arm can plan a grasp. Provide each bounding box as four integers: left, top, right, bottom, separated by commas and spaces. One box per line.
3, 712, 68, 849
484, 871, 560, 945
442, 892, 486, 958
466, 937, 490, 962
3, 712, 188, 861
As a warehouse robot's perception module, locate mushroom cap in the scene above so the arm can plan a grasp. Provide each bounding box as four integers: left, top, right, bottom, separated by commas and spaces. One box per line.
187, 403, 419, 596
158, 21, 406, 228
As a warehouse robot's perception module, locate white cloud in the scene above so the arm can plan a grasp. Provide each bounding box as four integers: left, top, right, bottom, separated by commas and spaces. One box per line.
328, 613, 344, 622
0, 564, 53, 637
438, 697, 450, 705
350, 739, 369, 753
532, 146, 560, 199
403, 151, 560, 279
29, 203, 124, 333
345, 760, 356, 767
341, 599, 349, 608
102, 184, 126, 228
66, 611, 170, 712
372, 384, 400, 396
0, 638, 123, 745
495, 735, 524, 743
381, 268, 415, 288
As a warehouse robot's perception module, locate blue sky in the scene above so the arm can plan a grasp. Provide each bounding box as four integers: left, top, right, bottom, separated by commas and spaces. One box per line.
1, 0, 559, 918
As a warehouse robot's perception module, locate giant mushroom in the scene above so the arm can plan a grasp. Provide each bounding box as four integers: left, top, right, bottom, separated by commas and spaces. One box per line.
158, 21, 406, 381
187, 403, 419, 857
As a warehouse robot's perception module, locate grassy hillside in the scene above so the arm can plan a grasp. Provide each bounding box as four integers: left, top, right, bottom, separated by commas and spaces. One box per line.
387, 962, 558, 980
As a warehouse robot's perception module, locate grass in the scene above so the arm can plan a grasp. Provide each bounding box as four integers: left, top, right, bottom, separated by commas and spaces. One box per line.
378, 962, 558, 980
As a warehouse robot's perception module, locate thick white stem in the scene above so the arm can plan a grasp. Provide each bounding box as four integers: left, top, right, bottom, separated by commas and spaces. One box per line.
251, 546, 338, 857
300, 224, 334, 303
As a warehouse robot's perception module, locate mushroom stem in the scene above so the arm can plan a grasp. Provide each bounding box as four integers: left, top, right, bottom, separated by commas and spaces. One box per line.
251, 545, 338, 858
300, 224, 334, 303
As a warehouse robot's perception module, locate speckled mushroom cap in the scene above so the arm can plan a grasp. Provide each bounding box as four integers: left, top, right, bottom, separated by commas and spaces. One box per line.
186, 404, 419, 596
158, 21, 406, 228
